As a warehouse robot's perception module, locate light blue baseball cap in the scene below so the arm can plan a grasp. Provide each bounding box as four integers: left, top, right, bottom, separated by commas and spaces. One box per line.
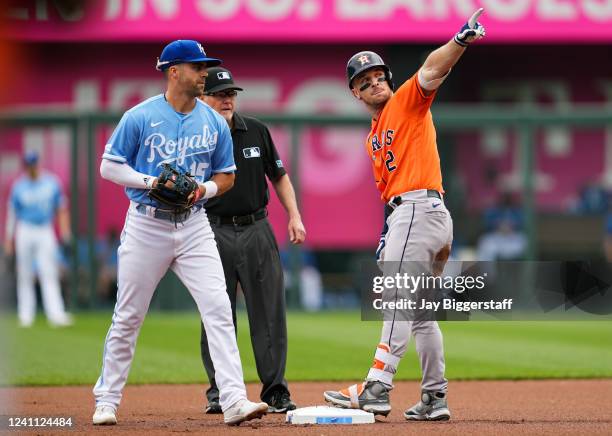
156, 40, 222, 71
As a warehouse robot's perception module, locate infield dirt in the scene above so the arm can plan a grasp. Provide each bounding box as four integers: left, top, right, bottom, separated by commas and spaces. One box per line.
2, 380, 611, 435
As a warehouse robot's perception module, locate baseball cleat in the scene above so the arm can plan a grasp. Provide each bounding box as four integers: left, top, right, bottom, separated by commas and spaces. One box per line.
205, 398, 222, 414
223, 398, 268, 425
18, 320, 34, 328
404, 390, 451, 421
92, 405, 117, 425
49, 314, 74, 328
266, 391, 297, 413
323, 381, 392, 416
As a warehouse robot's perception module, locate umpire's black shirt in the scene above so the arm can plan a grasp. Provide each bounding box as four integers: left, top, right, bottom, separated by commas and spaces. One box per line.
205, 112, 286, 216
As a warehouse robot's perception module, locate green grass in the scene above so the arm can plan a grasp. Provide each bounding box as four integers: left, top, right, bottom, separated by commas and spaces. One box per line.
1, 311, 611, 386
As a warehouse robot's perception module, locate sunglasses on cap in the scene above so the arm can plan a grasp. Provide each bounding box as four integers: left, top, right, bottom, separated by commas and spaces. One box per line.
359, 76, 386, 92
205, 90, 238, 98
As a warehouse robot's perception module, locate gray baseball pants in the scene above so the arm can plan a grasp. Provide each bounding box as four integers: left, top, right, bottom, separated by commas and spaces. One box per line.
367, 189, 453, 392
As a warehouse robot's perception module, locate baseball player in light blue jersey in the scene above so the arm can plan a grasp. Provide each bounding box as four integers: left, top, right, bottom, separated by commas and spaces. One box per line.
92, 40, 268, 426
4, 151, 73, 328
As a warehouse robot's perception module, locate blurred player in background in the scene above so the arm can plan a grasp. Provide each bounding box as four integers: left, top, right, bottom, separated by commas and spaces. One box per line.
199, 67, 305, 414
4, 151, 73, 328
324, 9, 486, 421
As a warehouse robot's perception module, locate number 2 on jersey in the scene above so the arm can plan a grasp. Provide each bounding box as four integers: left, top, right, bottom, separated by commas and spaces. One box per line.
385, 150, 397, 172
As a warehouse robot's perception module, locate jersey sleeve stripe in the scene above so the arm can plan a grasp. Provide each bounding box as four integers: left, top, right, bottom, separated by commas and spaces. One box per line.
212, 165, 237, 173
102, 154, 127, 163
414, 76, 436, 100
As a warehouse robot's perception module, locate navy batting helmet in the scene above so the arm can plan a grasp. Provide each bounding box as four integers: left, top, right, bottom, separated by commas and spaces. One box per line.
346, 51, 393, 90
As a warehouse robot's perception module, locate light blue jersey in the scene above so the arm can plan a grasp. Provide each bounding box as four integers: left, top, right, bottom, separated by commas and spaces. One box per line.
102, 94, 236, 207
9, 172, 64, 225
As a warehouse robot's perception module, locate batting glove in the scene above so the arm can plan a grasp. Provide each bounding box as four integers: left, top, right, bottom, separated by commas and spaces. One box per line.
454, 8, 486, 47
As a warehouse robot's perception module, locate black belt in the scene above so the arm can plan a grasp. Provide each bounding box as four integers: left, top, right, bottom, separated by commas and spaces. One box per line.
208, 209, 268, 226
385, 190, 442, 217
391, 189, 441, 207
135, 203, 202, 223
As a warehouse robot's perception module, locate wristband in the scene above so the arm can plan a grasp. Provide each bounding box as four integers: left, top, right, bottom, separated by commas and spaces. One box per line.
144, 176, 156, 189
203, 181, 218, 199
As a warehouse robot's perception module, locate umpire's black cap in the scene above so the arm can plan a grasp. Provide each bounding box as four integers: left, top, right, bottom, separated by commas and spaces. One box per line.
204, 67, 244, 94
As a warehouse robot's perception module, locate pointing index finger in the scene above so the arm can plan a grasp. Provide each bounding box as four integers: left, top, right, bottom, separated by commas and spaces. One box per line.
468, 7, 484, 28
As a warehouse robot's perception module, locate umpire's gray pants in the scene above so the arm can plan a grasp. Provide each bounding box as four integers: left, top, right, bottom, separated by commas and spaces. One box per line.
368, 189, 453, 392
200, 217, 289, 403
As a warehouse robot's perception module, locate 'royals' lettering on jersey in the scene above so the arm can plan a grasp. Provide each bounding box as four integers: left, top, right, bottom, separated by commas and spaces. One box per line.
102, 95, 236, 207
366, 72, 443, 202
9, 173, 65, 225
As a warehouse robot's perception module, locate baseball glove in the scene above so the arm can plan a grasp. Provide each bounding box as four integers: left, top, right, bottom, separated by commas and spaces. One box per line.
148, 163, 201, 211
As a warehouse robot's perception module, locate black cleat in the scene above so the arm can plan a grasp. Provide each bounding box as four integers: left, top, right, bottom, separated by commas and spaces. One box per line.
267, 391, 297, 413
205, 398, 222, 414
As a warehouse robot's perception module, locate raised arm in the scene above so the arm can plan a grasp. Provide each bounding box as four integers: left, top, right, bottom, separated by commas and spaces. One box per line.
418, 8, 486, 94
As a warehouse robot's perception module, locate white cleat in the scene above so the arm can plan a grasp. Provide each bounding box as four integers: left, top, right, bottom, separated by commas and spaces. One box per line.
93, 405, 117, 425
223, 399, 268, 426
49, 314, 74, 328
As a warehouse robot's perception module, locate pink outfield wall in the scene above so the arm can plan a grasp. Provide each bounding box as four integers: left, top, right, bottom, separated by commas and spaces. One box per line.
0, 43, 385, 249
6, 0, 612, 43
1, 42, 611, 249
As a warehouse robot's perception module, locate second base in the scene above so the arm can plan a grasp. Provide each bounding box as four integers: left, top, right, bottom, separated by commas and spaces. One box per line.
286, 406, 375, 424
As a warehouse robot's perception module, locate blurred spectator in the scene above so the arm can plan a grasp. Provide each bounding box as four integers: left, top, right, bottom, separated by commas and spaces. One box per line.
97, 228, 120, 302
281, 248, 323, 311
603, 214, 612, 262
477, 193, 527, 261
72, 229, 120, 304
0, 245, 17, 308
75, 237, 95, 304
571, 182, 609, 215
477, 221, 527, 261
483, 191, 524, 232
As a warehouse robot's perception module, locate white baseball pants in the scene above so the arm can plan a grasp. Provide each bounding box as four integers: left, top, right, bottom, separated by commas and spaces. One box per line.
93, 202, 247, 411
15, 222, 69, 326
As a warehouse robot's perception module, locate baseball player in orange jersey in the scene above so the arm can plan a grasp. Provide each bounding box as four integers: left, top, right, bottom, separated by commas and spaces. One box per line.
324, 9, 486, 421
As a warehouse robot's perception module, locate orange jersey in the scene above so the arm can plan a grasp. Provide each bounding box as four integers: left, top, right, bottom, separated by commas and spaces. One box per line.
365, 73, 443, 202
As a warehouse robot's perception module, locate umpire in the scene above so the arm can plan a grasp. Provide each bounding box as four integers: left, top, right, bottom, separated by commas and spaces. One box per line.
200, 67, 306, 414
